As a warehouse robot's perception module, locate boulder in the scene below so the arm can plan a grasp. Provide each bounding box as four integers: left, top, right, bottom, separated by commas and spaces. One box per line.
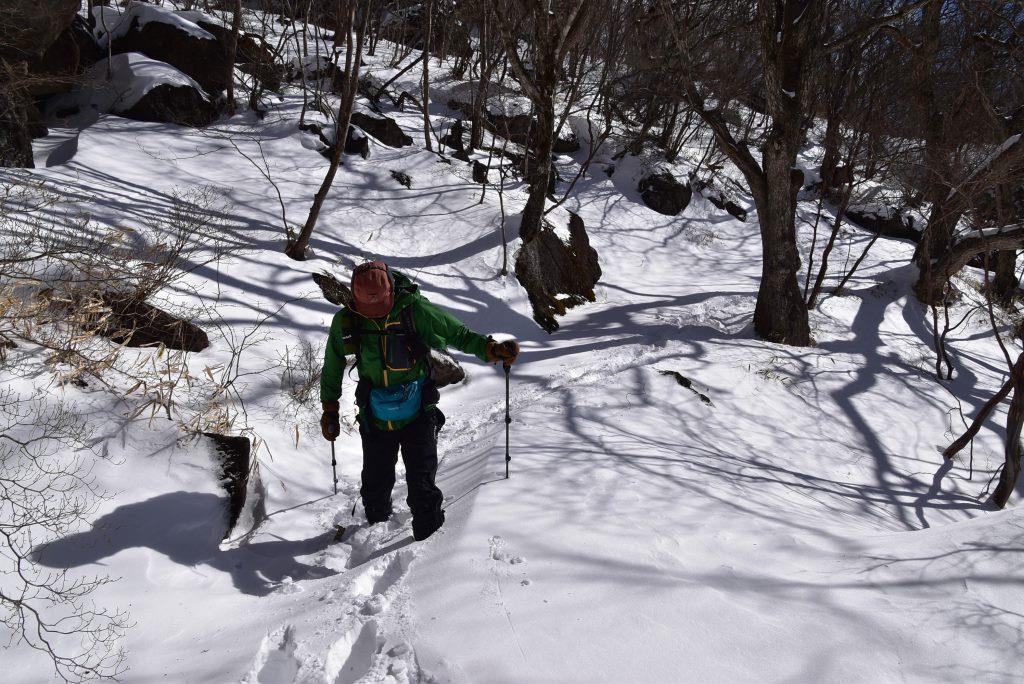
311, 272, 353, 307
440, 118, 470, 160
181, 11, 282, 91
692, 177, 747, 221
846, 206, 920, 243
0, 92, 34, 168
349, 111, 412, 148
99, 4, 231, 94
28, 22, 82, 96
55, 53, 218, 127
390, 169, 412, 189
638, 171, 691, 216
472, 160, 489, 183
344, 126, 370, 159
483, 96, 534, 147
380, 4, 471, 59
552, 130, 580, 154
238, 60, 285, 93
515, 212, 602, 333
0, 0, 80, 61
203, 433, 251, 539
96, 293, 210, 352
121, 82, 219, 128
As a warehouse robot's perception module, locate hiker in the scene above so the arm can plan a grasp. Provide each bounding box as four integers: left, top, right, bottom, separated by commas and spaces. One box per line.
320, 261, 520, 541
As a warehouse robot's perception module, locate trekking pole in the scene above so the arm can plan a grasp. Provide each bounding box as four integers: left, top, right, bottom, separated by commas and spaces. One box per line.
331, 440, 338, 495
504, 362, 511, 479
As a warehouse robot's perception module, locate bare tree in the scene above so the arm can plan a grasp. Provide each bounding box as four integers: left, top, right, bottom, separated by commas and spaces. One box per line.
286, 0, 369, 260
493, 0, 589, 242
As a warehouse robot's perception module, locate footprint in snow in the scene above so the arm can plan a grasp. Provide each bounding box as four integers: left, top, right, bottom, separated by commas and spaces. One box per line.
244, 625, 302, 684
488, 535, 526, 565
324, 618, 380, 684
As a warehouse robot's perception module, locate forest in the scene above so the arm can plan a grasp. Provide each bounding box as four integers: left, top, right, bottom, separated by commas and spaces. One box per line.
2, 1, 1024, 682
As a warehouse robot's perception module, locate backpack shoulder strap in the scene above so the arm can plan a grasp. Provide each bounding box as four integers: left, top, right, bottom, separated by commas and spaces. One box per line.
342, 308, 364, 376
401, 302, 430, 358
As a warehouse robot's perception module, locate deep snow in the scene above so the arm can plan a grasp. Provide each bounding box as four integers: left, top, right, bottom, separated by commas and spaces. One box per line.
4, 21, 1024, 684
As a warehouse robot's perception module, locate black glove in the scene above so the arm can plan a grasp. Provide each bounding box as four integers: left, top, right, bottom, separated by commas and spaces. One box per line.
486, 338, 520, 365
321, 400, 340, 441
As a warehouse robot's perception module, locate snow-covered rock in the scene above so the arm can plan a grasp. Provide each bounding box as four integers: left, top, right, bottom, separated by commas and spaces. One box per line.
48, 53, 217, 128
91, 4, 216, 44
94, 3, 231, 94
638, 169, 692, 216
350, 111, 413, 148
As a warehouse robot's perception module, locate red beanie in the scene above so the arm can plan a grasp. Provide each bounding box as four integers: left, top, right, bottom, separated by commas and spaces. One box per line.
351, 261, 394, 318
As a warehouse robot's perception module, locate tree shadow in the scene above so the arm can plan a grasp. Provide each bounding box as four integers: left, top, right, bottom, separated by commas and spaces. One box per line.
33, 491, 337, 597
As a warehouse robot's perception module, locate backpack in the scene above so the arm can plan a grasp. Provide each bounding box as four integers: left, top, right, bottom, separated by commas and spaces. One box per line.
345, 304, 465, 389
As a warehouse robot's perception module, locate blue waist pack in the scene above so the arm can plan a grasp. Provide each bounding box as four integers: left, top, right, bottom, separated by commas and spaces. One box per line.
369, 377, 424, 421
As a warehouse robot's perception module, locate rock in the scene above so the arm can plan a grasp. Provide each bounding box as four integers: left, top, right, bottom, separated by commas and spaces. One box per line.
427, 350, 465, 387
121, 82, 218, 128
441, 118, 465, 151
846, 207, 920, 243
440, 119, 470, 161
380, 4, 471, 59
28, 22, 82, 96
184, 12, 282, 91
96, 293, 210, 352
297, 121, 370, 159
552, 130, 580, 154
692, 177, 747, 221
0, 92, 35, 168
311, 272, 353, 307
238, 60, 285, 92
345, 126, 370, 159
472, 160, 489, 183
349, 111, 412, 148
0, 0, 80, 61
638, 171, 691, 216
102, 4, 231, 94
485, 109, 534, 148
495, 147, 559, 194
203, 433, 250, 539
515, 212, 602, 333
51, 53, 220, 127
390, 170, 412, 189
25, 102, 48, 139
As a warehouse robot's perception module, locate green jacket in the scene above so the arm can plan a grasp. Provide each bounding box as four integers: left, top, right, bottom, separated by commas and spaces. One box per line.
321, 271, 490, 430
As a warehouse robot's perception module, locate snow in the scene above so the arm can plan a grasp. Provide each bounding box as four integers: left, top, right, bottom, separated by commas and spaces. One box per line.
6, 15, 1024, 684
91, 3, 215, 46
46, 53, 207, 120
485, 95, 533, 118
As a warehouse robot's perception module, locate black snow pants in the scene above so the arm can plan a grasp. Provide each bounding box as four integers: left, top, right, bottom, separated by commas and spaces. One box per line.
359, 408, 446, 541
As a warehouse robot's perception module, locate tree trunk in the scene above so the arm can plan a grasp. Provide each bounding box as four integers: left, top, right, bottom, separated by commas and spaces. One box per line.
755, 127, 812, 345
225, 0, 243, 116
286, 1, 365, 261
521, 95, 554, 244
993, 364, 1024, 508
750, 0, 819, 346
991, 249, 1019, 304
421, 0, 434, 151
469, 4, 490, 152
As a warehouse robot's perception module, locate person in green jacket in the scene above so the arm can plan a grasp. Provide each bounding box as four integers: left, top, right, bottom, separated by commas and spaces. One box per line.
320, 261, 519, 541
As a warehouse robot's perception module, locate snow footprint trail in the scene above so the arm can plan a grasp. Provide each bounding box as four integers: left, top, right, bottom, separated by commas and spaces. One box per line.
244, 513, 429, 683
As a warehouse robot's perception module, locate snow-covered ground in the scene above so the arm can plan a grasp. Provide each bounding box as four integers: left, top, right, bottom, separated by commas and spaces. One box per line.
5, 27, 1024, 684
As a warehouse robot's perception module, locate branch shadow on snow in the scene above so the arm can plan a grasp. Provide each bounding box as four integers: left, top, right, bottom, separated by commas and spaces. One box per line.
33, 491, 338, 597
